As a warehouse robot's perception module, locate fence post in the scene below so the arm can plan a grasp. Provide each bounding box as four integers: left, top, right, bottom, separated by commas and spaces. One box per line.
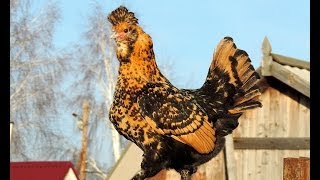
283, 157, 310, 180
225, 134, 237, 180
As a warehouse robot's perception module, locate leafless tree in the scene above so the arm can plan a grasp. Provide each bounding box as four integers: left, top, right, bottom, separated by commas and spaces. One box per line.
10, 0, 76, 161
63, 1, 121, 178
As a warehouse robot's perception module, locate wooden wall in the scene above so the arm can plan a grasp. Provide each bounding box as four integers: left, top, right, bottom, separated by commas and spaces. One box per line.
231, 77, 310, 180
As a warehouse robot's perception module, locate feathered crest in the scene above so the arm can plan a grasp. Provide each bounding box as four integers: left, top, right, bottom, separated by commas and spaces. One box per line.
107, 6, 139, 26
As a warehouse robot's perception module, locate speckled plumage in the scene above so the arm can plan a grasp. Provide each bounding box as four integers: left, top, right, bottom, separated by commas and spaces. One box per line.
107, 6, 262, 180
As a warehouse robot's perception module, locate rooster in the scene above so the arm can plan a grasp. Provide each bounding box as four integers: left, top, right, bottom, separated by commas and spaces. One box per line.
107, 6, 262, 180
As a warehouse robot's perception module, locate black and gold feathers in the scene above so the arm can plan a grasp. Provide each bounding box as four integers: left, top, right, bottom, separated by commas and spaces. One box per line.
139, 83, 216, 154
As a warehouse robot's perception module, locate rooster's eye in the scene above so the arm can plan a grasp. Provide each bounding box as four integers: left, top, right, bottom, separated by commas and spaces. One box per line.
124, 29, 128, 33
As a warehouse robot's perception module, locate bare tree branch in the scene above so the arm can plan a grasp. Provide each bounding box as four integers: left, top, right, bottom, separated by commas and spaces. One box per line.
10, 0, 74, 161
86, 157, 107, 179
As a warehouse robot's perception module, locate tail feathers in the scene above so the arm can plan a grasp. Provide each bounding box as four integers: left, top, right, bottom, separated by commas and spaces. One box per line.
234, 88, 261, 106
229, 52, 262, 113
202, 36, 262, 114
241, 74, 258, 92
231, 50, 261, 113
228, 100, 262, 114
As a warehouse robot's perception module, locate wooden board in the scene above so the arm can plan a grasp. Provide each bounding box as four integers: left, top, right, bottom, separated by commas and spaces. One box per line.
271, 53, 309, 70
233, 138, 310, 150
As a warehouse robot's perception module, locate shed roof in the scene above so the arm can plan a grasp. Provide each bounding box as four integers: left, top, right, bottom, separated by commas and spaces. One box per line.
259, 37, 310, 98
10, 161, 79, 180
106, 143, 143, 180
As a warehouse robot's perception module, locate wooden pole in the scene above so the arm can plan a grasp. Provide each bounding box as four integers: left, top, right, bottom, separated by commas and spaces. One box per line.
77, 100, 90, 180
261, 36, 273, 76
225, 134, 237, 180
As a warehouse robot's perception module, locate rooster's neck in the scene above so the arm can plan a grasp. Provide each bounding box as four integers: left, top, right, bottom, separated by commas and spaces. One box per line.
117, 58, 166, 91
116, 30, 169, 92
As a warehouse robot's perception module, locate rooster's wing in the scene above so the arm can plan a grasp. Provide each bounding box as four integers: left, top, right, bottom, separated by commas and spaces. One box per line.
138, 83, 216, 154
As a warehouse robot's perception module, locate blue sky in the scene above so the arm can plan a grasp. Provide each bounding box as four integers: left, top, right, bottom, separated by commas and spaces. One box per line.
53, 0, 309, 88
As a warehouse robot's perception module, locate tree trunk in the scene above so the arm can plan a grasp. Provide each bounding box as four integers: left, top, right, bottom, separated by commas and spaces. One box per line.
103, 56, 121, 162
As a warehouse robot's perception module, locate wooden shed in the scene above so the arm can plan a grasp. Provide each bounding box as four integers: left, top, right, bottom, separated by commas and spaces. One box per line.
106, 37, 310, 180
225, 37, 310, 180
